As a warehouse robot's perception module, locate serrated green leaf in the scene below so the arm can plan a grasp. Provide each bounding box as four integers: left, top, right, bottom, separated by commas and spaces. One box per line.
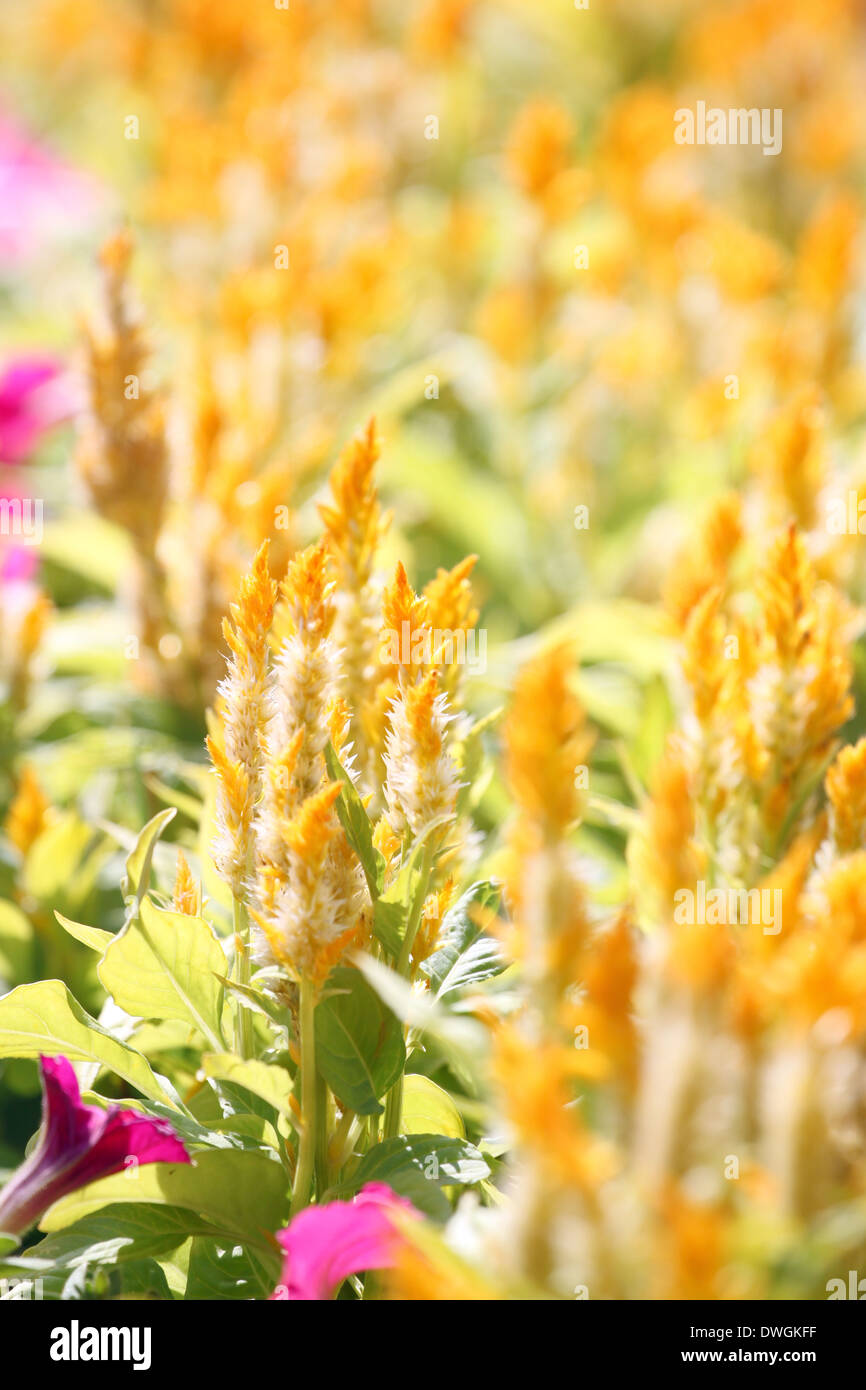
316, 966, 405, 1116
0, 979, 174, 1105
98, 898, 227, 1049
420, 880, 504, 998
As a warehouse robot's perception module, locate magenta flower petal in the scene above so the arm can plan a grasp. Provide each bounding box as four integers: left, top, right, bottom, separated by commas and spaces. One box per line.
271, 1183, 417, 1300
0, 113, 104, 264
0, 1055, 190, 1240
0, 542, 37, 583
0, 355, 70, 463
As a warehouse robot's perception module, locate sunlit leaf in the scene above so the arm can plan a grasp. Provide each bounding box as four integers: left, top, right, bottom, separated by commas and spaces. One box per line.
0, 980, 173, 1105
98, 898, 227, 1050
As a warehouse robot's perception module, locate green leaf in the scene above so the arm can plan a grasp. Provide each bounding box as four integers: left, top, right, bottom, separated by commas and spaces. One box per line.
315, 965, 405, 1116
208, 1115, 282, 1151
0, 1250, 173, 1301
202, 1054, 295, 1125
54, 911, 113, 955
214, 973, 290, 1028
585, 794, 641, 835
370, 819, 450, 957
353, 952, 487, 1082
198, 774, 233, 916
5, 1204, 214, 1273
348, 1134, 490, 1217
401, 1074, 465, 1140
142, 773, 203, 825
98, 1258, 173, 1300
324, 742, 384, 897
21, 813, 94, 905
40, 1149, 290, 1246
158, 1243, 192, 1297
121, 808, 177, 913
371, 896, 406, 956
80, 1093, 267, 1153
455, 708, 502, 817
98, 897, 227, 1049
40, 510, 130, 591
0, 901, 35, 986
185, 1236, 280, 1300
628, 672, 675, 787
420, 881, 503, 999
0, 979, 174, 1105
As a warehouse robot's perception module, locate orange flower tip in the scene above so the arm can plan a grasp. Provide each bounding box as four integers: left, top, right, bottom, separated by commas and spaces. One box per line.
99, 226, 134, 273
322, 780, 344, 809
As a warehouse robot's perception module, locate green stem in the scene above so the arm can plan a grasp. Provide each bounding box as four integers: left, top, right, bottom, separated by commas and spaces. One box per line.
314, 1072, 329, 1194
290, 978, 318, 1215
328, 1107, 356, 1182
383, 845, 434, 1139
382, 1070, 403, 1141
232, 897, 254, 1059
394, 846, 433, 977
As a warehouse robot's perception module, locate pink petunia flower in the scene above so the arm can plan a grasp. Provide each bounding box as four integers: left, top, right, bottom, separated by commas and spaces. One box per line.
0, 113, 104, 264
0, 356, 73, 464
0, 1055, 190, 1241
271, 1182, 418, 1300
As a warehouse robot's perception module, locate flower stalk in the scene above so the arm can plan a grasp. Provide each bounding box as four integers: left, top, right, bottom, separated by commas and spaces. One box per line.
232, 896, 254, 1059
291, 977, 319, 1216
383, 844, 435, 1140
